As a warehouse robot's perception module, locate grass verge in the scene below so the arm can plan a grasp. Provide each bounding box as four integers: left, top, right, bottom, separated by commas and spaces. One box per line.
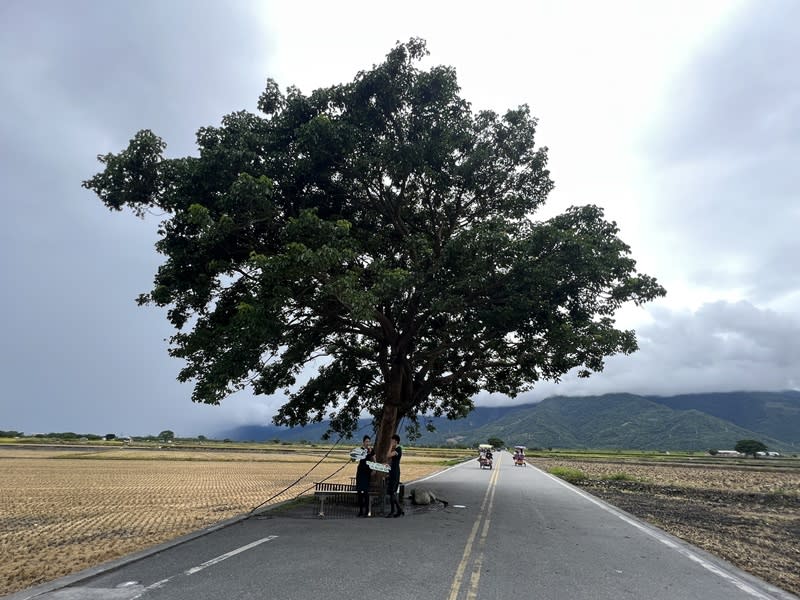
548, 466, 585, 483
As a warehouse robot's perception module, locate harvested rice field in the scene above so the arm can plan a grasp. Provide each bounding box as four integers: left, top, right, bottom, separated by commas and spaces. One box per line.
0, 445, 453, 596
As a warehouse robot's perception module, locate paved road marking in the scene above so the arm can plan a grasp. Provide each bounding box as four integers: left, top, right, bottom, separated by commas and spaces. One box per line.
414, 460, 465, 483
540, 468, 788, 600
184, 536, 279, 576
447, 459, 501, 600
466, 465, 500, 600
130, 578, 171, 600
127, 536, 280, 599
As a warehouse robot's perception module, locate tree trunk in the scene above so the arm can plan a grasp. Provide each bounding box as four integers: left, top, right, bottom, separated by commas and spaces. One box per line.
374, 360, 404, 461
374, 402, 398, 463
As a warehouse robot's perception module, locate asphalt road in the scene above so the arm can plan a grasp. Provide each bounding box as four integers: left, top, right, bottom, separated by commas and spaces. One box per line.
7, 452, 798, 600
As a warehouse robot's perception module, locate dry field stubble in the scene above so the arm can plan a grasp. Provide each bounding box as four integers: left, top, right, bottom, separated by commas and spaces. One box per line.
530, 457, 800, 596
0, 447, 448, 596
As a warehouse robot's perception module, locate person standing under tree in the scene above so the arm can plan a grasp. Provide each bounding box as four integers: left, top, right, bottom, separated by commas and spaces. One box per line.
385, 434, 404, 517
355, 435, 375, 517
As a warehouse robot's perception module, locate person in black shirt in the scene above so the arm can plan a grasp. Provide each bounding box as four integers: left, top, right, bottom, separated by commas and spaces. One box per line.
355, 435, 375, 517
385, 433, 404, 517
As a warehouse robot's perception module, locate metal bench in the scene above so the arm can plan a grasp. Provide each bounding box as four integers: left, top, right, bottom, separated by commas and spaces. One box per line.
313, 480, 386, 517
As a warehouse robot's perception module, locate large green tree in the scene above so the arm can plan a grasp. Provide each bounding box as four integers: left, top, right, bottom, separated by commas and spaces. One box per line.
84, 40, 665, 461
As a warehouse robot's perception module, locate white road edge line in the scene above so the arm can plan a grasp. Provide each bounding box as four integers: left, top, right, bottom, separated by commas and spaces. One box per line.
184, 535, 279, 576
413, 460, 466, 483
537, 467, 783, 600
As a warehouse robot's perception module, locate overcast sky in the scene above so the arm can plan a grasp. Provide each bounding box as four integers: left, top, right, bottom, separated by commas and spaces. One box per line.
1, 0, 798, 437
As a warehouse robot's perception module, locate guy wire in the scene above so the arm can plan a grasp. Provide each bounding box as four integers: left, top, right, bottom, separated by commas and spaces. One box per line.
247, 421, 375, 515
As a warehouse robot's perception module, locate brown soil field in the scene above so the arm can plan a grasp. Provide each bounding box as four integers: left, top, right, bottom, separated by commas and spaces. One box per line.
0, 447, 449, 596
529, 457, 800, 597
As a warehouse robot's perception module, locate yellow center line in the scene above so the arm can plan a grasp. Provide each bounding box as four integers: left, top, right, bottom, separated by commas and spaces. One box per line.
466, 466, 499, 600
447, 457, 501, 600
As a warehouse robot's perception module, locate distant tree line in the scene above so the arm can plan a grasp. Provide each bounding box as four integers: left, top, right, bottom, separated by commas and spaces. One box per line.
1, 431, 110, 440
0, 430, 208, 442
33, 432, 104, 440
0, 430, 24, 437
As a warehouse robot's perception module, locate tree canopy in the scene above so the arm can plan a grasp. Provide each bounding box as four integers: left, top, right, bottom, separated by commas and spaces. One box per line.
735, 439, 767, 458
84, 39, 665, 460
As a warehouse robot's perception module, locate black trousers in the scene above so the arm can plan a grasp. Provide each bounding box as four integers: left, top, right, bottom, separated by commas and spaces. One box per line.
356, 489, 369, 513
386, 477, 401, 514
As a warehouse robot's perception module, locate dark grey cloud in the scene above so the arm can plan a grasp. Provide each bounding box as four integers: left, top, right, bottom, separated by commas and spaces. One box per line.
652, 1, 800, 162
476, 300, 800, 406
641, 0, 800, 306
0, 0, 273, 435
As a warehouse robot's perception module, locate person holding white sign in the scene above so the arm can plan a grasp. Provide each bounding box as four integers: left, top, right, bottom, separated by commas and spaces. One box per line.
355, 435, 375, 517
385, 434, 404, 518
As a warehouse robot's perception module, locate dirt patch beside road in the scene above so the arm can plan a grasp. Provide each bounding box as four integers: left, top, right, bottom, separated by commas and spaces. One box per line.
530, 458, 800, 597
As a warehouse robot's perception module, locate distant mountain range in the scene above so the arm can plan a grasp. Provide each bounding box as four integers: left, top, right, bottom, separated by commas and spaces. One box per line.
217, 391, 800, 452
